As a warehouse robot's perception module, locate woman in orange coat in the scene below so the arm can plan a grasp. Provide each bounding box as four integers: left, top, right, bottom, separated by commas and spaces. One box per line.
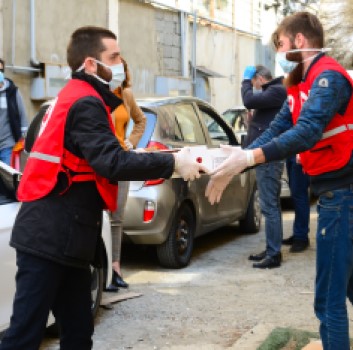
107, 57, 146, 291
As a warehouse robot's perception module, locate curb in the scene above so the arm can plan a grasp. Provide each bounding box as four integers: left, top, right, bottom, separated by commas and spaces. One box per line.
230, 323, 274, 349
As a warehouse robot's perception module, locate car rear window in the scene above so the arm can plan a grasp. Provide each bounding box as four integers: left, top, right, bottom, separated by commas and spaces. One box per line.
126, 111, 157, 148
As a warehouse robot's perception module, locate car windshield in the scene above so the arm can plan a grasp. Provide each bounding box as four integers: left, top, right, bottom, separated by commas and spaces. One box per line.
222, 109, 247, 131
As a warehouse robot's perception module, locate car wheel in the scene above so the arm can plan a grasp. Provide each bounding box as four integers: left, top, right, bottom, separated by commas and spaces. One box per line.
239, 185, 261, 233
156, 204, 195, 269
91, 266, 103, 318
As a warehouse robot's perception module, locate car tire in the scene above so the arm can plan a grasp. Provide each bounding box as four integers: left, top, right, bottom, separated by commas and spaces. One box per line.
156, 204, 195, 269
239, 186, 261, 233
91, 266, 103, 318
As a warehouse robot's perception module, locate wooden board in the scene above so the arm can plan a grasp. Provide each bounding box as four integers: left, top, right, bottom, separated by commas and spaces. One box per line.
100, 292, 142, 306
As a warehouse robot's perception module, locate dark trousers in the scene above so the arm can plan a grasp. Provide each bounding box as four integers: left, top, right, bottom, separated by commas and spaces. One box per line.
286, 155, 310, 241
0, 251, 93, 350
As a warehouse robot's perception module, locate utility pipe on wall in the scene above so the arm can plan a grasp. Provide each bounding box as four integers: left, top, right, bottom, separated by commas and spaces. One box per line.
30, 0, 40, 67
6, 0, 41, 73
180, 11, 187, 78
191, 10, 197, 96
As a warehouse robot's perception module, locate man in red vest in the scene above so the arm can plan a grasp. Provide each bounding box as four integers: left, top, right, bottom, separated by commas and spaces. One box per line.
206, 12, 353, 350
0, 26, 205, 350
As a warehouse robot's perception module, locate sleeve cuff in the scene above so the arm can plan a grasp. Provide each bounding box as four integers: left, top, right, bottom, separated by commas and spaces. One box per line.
261, 142, 283, 162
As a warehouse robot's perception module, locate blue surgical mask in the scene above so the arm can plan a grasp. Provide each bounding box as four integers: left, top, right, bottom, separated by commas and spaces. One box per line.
0, 71, 4, 84
276, 48, 331, 74
276, 52, 299, 74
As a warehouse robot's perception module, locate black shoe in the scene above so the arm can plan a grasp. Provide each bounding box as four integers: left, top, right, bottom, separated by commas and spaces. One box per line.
248, 250, 267, 261
104, 284, 119, 293
112, 271, 129, 289
290, 239, 309, 253
282, 235, 294, 245
253, 253, 282, 269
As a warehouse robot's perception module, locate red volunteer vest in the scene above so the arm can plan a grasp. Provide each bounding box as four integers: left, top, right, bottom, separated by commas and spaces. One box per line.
287, 56, 353, 176
17, 79, 118, 211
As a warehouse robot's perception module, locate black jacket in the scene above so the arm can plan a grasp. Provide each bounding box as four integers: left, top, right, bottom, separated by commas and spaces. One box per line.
6, 79, 22, 142
241, 76, 286, 146
11, 73, 174, 269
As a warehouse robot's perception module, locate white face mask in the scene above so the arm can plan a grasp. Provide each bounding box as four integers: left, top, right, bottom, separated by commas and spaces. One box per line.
276, 48, 331, 74
76, 60, 125, 89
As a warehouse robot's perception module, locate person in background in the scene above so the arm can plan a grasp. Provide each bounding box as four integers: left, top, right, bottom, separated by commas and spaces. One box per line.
241, 64, 287, 269
282, 154, 310, 252
0, 26, 205, 350
106, 57, 146, 291
0, 59, 28, 165
206, 12, 353, 350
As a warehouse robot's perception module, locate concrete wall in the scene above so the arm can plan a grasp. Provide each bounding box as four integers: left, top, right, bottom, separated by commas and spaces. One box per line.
0, 0, 262, 119
119, 1, 260, 113
0, 0, 111, 120
118, 0, 158, 96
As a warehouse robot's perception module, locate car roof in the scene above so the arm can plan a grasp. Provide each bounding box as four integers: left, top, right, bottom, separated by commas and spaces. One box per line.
136, 96, 215, 109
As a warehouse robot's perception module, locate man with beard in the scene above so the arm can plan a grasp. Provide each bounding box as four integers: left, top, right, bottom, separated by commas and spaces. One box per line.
205, 12, 353, 350
0, 26, 205, 350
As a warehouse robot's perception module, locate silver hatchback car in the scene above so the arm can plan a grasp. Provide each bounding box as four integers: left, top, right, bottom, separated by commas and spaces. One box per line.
124, 97, 261, 268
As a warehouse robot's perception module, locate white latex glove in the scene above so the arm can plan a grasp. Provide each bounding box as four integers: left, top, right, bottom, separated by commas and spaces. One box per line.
173, 147, 208, 181
124, 139, 134, 150
205, 145, 255, 204
205, 175, 233, 205
211, 145, 255, 178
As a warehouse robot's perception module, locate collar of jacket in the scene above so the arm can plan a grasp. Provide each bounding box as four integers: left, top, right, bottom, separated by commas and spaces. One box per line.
71, 71, 122, 111
302, 52, 326, 82
262, 76, 284, 90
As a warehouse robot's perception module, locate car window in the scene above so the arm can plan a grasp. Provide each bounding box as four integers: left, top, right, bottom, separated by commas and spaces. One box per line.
173, 104, 206, 144
222, 109, 247, 132
126, 111, 157, 148
198, 108, 231, 146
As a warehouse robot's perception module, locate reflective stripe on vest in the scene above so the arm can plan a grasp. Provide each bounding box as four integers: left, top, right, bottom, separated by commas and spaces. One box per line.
322, 124, 353, 140
29, 151, 61, 163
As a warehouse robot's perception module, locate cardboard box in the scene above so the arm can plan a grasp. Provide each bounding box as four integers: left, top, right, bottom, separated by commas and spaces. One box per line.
188, 146, 229, 173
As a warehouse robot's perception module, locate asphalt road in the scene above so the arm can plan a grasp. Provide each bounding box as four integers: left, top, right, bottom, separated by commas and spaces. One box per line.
41, 205, 352, 350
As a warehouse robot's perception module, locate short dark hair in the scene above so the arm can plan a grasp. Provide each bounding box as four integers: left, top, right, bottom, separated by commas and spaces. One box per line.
67, 26, 117, 71
272, 12, 324, 49
255, 65, 272, 80
0, 58, 5, 72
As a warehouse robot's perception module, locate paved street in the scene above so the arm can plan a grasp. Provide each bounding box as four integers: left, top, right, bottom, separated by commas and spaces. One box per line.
40, 205, 353, 350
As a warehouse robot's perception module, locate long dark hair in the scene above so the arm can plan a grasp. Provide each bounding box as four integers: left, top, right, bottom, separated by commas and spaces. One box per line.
120, 57, 132, 89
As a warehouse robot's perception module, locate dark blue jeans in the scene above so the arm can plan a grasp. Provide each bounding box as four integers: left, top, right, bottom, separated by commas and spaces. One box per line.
0, 251, 93, 350
0, 147, 12, 165
315, 188, 353, 350
286, 155, 310, 241
255, 161, 283, 256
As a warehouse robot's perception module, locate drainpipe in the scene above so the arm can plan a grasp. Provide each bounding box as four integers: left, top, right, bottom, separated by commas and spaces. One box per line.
180, 11, 187, 78
191, 10, 197, 96
30, 0, 41, 67
6, 0, 40, 73
11, 0, 16, 66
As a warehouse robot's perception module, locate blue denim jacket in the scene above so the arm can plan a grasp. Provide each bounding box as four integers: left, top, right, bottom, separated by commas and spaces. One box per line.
248, 55, 353, 195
